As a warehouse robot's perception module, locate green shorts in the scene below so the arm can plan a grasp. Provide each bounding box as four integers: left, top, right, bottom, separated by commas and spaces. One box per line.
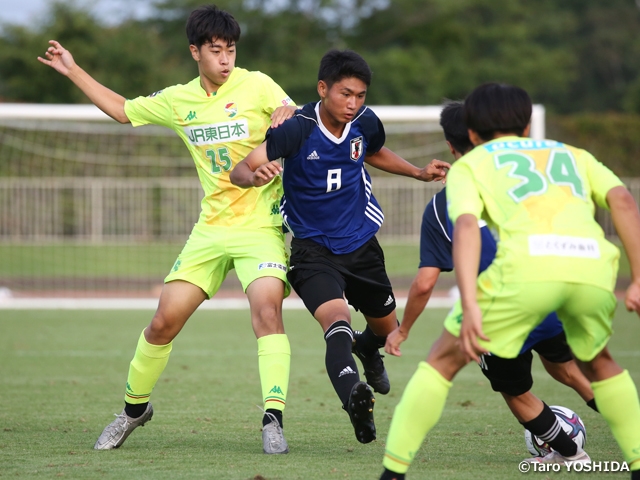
165, 223, 290, 298
444, 279, 616, 361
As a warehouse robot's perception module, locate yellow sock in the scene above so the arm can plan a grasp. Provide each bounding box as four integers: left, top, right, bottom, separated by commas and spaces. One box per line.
124, 330, 172, 404
592, 370, 640, 466
258, 334, 291, 412
383, 362, 452, 474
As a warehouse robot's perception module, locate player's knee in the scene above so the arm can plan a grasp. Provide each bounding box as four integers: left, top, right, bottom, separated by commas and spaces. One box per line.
147, 312, 179, 340
253, 303, 283, 330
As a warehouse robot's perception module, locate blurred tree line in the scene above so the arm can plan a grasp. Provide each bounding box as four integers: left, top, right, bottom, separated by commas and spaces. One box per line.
0, 0, 639, 173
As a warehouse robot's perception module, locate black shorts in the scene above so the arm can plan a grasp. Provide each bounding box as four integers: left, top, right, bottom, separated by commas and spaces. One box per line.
287, 236, 396, 318
478, 332, 573, 396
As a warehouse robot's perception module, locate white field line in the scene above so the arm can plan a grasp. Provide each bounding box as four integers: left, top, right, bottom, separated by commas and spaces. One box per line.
0, 296, 456, 310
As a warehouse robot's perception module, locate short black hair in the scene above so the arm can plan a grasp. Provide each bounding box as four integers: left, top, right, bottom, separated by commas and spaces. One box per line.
439, 101, 473, 155
186, 5, 241, 48
318, 50, 372, 89
463, 83, 532, 141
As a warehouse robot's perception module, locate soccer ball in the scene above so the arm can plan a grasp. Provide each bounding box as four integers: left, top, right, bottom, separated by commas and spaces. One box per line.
524, 405, 587, 457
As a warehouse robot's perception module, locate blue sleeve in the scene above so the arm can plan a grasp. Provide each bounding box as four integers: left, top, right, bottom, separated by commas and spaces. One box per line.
265, 103, 315, 161
419, 191, 453, 271
478, 225, 498, 273
358, 107, 386, 155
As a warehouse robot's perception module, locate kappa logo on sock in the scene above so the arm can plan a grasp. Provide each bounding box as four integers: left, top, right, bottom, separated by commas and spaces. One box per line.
269, 385, 284, 395
338, 366, 357, 378
384, 295, 394, 307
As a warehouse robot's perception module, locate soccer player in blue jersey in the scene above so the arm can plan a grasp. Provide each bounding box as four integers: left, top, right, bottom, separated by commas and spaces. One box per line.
382, 101, 598, 475
231, 49, 450, 444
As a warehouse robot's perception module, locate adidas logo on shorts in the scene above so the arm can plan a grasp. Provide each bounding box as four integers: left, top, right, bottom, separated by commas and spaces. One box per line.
384, 295, 394, 307
306, 150, 320, 160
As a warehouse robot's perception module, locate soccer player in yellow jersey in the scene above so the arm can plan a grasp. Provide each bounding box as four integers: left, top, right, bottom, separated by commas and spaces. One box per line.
38, 5, 296, 454
379, 83, 640, 480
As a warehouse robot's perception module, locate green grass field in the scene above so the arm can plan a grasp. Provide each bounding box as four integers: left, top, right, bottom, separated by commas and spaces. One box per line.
1, 306, 638, 479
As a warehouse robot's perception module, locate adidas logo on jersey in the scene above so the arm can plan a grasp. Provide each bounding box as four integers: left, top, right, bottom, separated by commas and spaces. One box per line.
384, 295, 394, 307
306, 150, 320, 160
338, 366, 357, 377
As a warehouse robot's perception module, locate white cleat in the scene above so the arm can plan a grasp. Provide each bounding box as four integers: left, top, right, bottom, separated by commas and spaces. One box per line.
524, 449, 590, 465
94, 403, 153, 450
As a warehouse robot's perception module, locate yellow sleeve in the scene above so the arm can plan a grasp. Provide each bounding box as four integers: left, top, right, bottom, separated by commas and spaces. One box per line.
582, 150, 625, 210
124, 86, 174, 128
255, 72, 295, 116
446, 161, 484, 222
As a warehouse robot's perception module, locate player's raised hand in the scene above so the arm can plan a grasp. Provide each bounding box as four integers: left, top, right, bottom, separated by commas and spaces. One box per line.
458, 302, 490, 363
37, 40, 76, 76
624, 280, 640, 316
270, 105, 297, 128
384, 326, 408, 357
417, 159, 451, 183
252, 162, 283, 187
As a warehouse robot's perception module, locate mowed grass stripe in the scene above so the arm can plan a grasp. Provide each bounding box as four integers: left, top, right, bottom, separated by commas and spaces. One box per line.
0, 308, 636, 479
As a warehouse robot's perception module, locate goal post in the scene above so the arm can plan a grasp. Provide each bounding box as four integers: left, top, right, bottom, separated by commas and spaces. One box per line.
0, 103, 546, 298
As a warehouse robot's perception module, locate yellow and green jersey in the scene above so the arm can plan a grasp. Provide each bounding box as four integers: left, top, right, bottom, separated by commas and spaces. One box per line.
446, 136, 624, 291
124, 68, 294, 228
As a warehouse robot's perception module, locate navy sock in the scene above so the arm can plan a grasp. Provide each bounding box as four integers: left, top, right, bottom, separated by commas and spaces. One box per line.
521, 403, 578, 457
124, 401, 148, 419
380, 469, 405, 480
586, 398, 599, 413
356, 325, 387, 356
324, 320, 360, 408
262, 408, 283, 428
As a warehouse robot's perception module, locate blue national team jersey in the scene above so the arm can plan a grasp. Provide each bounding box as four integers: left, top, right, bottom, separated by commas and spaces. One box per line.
421, 188, 564, 354
265, 102, 386, 254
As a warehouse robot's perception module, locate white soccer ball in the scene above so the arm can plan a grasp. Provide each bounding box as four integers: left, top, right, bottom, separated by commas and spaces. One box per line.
524, 405, 587, 457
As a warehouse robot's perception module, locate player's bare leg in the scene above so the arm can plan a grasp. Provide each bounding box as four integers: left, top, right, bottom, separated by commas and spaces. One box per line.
95, 280, 205, 450
246, 277, 290, 454
539, 356, 596, 408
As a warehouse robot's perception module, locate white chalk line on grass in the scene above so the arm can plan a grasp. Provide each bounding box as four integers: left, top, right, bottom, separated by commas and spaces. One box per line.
0, 296, 456, 310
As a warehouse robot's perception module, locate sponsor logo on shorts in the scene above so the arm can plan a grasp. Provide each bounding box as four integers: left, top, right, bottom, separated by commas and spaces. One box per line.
172, 260, 181, 272
384, 295, 394, 306
258, 262, 287, 272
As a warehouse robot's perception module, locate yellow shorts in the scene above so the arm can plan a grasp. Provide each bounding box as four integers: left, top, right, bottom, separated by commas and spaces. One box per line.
444, 280, 616, 361
165, 223, 290, 298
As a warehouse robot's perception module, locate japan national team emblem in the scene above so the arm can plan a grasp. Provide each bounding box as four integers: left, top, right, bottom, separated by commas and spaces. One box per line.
224, 102, 238, 118
350, 136, 363, 161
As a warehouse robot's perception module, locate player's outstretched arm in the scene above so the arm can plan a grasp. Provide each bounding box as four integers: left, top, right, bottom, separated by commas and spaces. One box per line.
365, 147, 450, 182
37, 40, 129, 124
385, 266, 441, 357
453, 214, 489, 362
607, 185, 640, 315
230, 143, 280, 188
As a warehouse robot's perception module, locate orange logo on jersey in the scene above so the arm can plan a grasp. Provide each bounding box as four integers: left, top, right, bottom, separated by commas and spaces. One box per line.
224, 102, 238, 118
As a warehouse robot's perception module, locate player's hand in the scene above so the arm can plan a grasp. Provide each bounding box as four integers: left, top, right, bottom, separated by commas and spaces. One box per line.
458, 302, 490, 363
270, 105, 297, 128
624, 280, 640, 316
384, 326, 409, 357
416, 159, 451, 183
252, 162, 283, 187
37, 40, 77, 76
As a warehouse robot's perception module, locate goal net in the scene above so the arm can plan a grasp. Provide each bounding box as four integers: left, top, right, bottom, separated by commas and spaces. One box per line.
0, 103, 546, 298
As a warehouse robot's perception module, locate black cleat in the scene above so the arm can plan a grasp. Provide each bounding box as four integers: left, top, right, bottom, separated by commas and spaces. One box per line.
353, 331, 390, 395
346, 381, 376, 444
